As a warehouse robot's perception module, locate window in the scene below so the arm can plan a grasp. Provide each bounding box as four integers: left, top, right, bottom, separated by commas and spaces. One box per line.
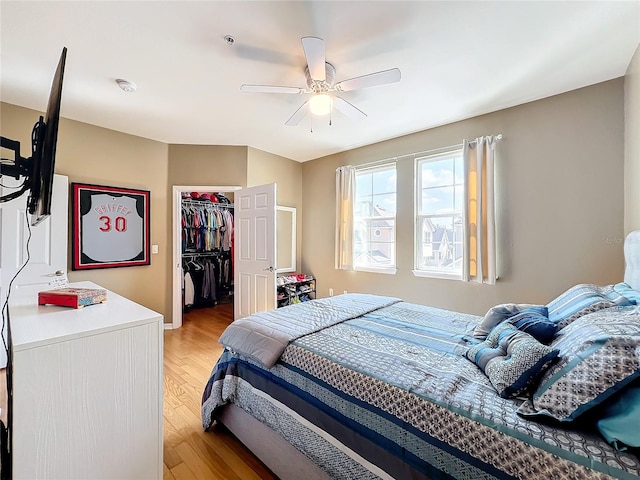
415, 150, 464, 278
353, 163, 396, 273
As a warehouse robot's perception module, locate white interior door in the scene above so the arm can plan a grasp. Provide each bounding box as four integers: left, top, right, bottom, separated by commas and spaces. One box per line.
234, 183, 276, 320
0, 173, 68, 366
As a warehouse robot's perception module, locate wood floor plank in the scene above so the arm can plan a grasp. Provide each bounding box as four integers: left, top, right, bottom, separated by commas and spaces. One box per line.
164, 374, 189, 406
173, 404, 252, 473
164, 442, 183, 470
169, 462, 199, 480
173, 440, 226, 480
163, 304, 278, 480
164, 412, 185, 448
163, 463, 177, 480
211, 425, 279, 480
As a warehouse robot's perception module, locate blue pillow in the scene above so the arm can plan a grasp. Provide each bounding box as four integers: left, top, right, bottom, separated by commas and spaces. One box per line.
508, 310, 557, 344
612, 282, 640, 305
473, 304, 548, 339
596, 381, 640, 451
546, 284, 630, 329
465, 323, 559, 399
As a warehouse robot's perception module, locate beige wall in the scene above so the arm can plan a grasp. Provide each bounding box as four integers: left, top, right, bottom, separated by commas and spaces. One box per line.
625, 44, 640, 234
301, 79, 626, 315
166, 144, 248, 324
167, 144, 248, 188
247, 147, 303, 271
0, 101, 170, 317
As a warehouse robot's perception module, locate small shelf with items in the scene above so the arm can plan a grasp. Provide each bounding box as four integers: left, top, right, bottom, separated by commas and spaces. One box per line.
277, 274, 315, 307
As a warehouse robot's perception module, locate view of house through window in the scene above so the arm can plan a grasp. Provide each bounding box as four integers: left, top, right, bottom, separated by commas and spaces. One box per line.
354, 163, 396, 271
415, 150, 464, 278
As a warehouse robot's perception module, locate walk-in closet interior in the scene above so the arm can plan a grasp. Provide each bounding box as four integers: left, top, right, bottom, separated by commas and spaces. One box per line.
180, 191, 234, 320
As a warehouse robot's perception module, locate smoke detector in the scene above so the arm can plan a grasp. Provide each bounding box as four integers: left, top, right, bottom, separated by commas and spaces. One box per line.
116, 79, 137, 92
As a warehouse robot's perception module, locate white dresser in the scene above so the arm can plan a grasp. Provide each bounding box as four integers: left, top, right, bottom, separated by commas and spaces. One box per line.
9, 282, 163, 480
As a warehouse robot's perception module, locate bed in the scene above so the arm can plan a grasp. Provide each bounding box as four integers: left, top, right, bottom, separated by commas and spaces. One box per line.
202, 233, 640, 480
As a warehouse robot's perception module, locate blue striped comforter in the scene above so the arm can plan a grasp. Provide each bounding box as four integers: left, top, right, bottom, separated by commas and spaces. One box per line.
202, 299, 640, 480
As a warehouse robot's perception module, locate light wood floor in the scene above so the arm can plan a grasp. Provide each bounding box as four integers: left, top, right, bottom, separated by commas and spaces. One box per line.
163, 303, 278, 480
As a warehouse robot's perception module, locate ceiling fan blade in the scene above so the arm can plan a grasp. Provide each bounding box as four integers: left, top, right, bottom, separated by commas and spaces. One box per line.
241, 84, 303, 94
334, 68, 401, 92
285, 101, 309, 126
333, 96, 367, 120
301, 36, 326, 82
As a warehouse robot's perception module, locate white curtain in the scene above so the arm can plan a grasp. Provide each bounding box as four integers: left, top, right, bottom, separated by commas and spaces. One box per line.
463, 136, 498, 284
335, 165, 356, 270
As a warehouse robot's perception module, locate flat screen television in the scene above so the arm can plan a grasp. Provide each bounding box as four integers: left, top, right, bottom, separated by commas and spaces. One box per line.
0, 46, 67, 226
0, 46, 67, 480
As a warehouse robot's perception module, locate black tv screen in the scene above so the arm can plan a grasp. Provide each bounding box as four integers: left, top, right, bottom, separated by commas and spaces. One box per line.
28, 47, 67, 226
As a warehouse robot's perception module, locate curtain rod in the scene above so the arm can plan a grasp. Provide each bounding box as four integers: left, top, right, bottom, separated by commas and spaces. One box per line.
354, 134, 503, 170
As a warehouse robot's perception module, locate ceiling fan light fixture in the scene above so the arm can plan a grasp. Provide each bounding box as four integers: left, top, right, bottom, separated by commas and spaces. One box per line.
239, 36, 400, 126
309, 94, 332, 116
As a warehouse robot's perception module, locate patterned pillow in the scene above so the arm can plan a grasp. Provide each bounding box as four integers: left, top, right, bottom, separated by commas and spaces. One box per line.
507, 310, 557, 344
517, 306, 640, 422
465, 323, 559, 399
546, 284, 633, 329
473, 304, 547, 340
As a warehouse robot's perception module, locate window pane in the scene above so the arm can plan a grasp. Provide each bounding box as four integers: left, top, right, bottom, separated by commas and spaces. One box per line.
453, 219, 464, 242
370, 242, 395, 266
372, 169, 395, 194
356, 172, 372, 196
415, 149, 465, 277
454, 185, 464, 211
420, 158, 454, 188
372, 193, 396, 214
454, 156, 464, 184
416, 215, 463, 274
421, 186, 454, 214
354, 165, 396, 271
354, 198, 373, 217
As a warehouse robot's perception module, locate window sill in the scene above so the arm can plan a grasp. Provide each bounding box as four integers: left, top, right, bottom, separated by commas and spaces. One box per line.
412, 269, 462, 281
354, 266, 397, 275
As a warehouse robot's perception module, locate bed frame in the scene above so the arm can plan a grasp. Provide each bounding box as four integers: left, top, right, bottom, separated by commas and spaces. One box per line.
217, 404, 330, 480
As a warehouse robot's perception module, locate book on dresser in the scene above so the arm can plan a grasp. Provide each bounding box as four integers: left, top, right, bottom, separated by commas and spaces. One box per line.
38, 287, 107, 308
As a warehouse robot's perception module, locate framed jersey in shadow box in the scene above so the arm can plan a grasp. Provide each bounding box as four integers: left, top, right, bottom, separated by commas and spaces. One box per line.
72, 183, 151, 270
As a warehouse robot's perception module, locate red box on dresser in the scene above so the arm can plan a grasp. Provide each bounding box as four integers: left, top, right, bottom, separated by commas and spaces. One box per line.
38, 287, 107, 309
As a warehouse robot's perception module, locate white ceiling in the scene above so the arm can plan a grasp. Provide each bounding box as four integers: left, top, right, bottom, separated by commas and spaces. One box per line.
1, 1, 639, 162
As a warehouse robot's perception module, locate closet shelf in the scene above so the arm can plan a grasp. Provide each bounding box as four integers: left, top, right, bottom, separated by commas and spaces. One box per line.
182, 199, 234, 209
182, 251, 229, 257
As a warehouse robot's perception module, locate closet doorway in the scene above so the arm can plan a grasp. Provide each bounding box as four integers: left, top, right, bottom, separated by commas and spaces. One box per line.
171, 185, 241, 329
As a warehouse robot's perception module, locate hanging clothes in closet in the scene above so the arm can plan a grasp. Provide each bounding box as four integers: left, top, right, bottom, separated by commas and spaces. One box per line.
180, 193, 234, 310
182, 255, 218, 308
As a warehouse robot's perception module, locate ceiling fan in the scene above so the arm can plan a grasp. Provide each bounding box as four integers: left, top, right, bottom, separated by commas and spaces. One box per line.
240, 37, 401, 126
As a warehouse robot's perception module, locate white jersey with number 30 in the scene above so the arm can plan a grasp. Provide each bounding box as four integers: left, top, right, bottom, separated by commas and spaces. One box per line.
82, 194, 143, 262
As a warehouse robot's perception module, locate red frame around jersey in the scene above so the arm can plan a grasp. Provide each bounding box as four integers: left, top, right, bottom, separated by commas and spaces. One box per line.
72, 183, 151, 270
